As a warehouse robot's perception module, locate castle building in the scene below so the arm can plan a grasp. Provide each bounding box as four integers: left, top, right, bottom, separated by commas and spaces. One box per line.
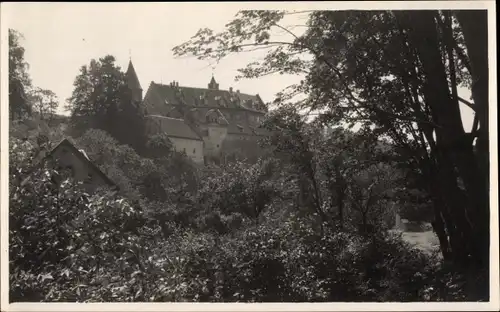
125, 60, 269, 165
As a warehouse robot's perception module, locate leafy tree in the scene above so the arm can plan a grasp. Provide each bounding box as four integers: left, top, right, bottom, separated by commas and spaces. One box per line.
173, 9, 490, 269
29, 87, 59, 120
9, 29, 33, 120
144, 133, 174, 159
10, 125, 487, 302
197, 158, 279, 226
66, 56, 132, 136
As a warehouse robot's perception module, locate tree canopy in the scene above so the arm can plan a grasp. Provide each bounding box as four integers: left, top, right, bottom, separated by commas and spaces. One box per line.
8, 12, 491, 302
173, 9, 490, 269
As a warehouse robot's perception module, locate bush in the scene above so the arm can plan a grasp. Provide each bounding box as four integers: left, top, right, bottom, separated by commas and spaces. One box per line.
9, 158, 164, 302
9, 130, 474, 303
145, 219, 439, 302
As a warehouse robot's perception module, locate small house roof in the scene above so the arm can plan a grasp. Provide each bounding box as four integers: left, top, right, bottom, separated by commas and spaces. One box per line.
23, 138, 117, 188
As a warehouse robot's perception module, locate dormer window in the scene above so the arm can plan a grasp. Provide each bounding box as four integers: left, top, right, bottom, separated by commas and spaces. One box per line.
199, 93, 207, 105
214, 96, 222, 106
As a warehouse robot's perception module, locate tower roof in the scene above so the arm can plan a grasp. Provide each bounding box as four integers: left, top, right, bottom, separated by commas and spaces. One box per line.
208, 75, 219, 90
126, 60, 142, 91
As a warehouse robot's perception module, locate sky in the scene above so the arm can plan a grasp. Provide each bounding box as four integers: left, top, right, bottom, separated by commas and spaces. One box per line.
3, 2, 475, 131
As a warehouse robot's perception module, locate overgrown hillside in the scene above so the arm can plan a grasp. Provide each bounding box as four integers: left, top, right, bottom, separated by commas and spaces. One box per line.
7, 8, 491, 303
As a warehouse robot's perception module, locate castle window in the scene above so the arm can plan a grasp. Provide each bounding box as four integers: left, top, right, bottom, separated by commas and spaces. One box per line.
214, 96, 222, 107
217, 144, 220, 148
183, 148, 186, 153
193, 148, 196, 154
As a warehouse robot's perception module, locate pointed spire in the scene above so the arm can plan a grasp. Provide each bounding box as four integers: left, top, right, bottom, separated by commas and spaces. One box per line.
126, 60, 142, 91
208, 74, 219, 90
126, 59, 143, 104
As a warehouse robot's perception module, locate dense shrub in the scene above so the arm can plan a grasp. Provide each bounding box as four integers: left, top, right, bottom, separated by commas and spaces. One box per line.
9, 124, 480, 303
145, 220, 441, 302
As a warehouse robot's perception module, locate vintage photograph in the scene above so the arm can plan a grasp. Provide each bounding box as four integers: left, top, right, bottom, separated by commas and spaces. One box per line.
1, 1, 496, 306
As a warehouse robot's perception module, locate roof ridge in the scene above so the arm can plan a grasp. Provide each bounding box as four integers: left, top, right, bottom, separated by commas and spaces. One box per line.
155, 83, 257, 97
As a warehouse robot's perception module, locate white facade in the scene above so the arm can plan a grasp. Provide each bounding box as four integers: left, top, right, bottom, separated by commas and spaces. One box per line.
169, 137, 204, 165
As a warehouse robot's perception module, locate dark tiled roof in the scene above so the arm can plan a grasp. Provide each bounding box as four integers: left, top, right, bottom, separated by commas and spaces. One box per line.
147, 82, 266, 113
145, 115, 202, 141
126, 61, 142, 91
142, 79, 270, 138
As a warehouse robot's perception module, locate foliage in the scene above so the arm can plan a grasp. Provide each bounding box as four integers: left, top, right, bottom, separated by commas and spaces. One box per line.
29, 87, 59, 120
9, 11, 491, 303
130, 221, 445, 302
9, 29, 33, 120
66, 55, 132, 134
9, 29, 61, 123
173, 9, 490, 270
145, 133, 173, 158
10, 119, 487, 302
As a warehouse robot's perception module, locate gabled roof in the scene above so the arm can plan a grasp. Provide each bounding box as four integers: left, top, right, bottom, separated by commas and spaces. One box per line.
126, 60, 142, 91
145, 115, 203, 141
52, 139, 116, 186
22, 138, 117, 188
205, 108, 229, 126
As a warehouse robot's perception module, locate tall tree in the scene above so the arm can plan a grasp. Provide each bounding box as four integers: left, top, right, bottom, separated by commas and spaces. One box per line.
173, 9, 490, 269
67, 55, 131, 135
9, 29, 33, 120
29, 87, 59, 120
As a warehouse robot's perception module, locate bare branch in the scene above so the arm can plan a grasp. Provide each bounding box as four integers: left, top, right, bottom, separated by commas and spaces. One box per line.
458, 96, 475, 111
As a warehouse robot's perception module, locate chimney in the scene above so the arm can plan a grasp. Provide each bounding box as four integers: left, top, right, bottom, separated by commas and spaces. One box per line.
236, 90, 240, 94
229, 87, 233, 93
176, 81, 179, 87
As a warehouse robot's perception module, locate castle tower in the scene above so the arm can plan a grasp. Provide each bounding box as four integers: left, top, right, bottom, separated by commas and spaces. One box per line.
208, 75, 219, 90
126, 59, 143, 105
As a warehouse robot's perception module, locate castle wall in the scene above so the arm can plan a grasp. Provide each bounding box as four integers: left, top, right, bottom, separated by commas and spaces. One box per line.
204, 125, 228, 156
169, 137, 204, 165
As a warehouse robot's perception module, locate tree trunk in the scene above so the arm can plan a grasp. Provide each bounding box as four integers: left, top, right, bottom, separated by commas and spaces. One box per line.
400, 10, 488, 267
455, 10, 490, 268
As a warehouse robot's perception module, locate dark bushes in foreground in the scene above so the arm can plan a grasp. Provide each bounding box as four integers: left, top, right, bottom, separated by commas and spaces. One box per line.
10, 164, 481, 302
